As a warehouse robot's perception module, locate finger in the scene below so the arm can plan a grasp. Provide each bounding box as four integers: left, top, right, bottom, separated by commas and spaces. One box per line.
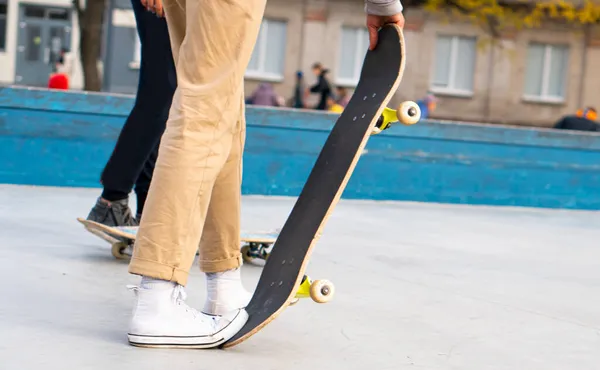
154, 0, 163, 16
140, 0, 147, 6
368, 25, 378, 50
155, 4, 163, 16
144, 0, 154, 12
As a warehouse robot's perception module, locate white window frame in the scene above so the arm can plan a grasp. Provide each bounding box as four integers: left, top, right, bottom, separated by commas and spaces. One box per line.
245, 19, 286, 82
129, 31, 141, 69
335, 26, 369, 87
522, 43, 569, 104
0, 0, 7, 51
429, 35, 476, 97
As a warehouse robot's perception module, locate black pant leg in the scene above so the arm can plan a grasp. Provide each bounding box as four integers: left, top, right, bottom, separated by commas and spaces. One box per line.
133, 140, 159, 217
100, 0, 177, 201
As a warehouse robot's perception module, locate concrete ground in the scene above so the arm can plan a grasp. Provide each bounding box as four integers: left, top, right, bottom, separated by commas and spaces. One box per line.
1, 184, 599, 370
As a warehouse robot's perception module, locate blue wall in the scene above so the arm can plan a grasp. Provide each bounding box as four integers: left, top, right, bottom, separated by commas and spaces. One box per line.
1, 85, 600, 210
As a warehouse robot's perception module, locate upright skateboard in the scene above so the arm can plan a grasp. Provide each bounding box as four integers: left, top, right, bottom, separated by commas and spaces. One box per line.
222, 24, 420, 348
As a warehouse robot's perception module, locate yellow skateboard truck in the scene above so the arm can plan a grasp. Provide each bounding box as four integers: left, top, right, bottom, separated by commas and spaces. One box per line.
371, 100, 421, 135
290, 275, 335, 306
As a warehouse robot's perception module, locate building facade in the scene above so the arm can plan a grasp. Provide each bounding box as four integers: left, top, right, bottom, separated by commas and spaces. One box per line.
0, 0, 83, 89
1, 0, 599, 127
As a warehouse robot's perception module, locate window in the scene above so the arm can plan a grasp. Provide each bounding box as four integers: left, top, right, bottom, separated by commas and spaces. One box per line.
523, 43, 569, 102
24, 5, 45, 19
336, 26, 369, 86
130, 31, 141, 69
0, 1, 7, 51
245, 19, 287, 80
431, 35, 476, 95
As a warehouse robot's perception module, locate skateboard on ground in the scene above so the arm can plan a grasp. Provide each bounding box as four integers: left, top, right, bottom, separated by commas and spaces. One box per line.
77, 218, 137, 259
77, 218, 279, 261
78, 218, 286, 262
240, 232, 277, 263
77, 219, 330, 305
222, 24, 420, 349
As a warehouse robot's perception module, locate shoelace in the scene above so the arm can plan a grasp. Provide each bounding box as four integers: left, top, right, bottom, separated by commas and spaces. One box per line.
171, 285, 198, 317
126, 284, 221, 329
108, 203, 137, 227
171, 285, 220, 328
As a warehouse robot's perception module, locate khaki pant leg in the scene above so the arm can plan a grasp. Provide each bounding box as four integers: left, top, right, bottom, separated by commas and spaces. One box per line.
128, 0, 266, 286
161, 0, 185, 65
198, 93, 247, 273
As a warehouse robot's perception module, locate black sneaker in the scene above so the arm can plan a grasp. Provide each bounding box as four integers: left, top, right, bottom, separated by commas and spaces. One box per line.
86, 197, 139, 228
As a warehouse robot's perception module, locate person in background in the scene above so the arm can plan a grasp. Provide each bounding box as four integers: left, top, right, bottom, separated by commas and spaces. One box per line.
246, 82, 282, 107
48, 48, 73, 90
85, 0, 176, 227
553, 107, 599, 131
308, 62, 332, 110
327, 96, 344, 113
48, 72, 69, 90
291, 71, 306, 108
416, 92, 437, 119
335, 86, 350, 107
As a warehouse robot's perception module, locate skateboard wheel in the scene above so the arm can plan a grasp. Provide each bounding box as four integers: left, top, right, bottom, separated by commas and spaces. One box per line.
309, 279, 335, 303
396, 101, 420, 125
241, 245, 253, 263
111, 242, 132, 260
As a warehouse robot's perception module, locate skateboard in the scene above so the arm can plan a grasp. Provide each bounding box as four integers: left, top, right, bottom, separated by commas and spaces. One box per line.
240, 232, 278, 263
77, 219, 287, 266
77, 220, 331, 304
221, 24, 420, 349
77, 218, 137, 259
239, 231, 333, 305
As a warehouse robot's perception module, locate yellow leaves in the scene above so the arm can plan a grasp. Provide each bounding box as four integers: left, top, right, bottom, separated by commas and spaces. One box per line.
540, 0, 600, 24
422, 0, 600, 35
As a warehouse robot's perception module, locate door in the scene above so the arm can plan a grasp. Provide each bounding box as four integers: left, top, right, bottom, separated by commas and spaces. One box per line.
15, 5, 72, 87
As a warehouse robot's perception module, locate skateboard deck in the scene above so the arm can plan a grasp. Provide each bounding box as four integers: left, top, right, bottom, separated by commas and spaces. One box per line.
78, 217, 280, 261
77, 218, 137, 259
240, 232, 278, 264
222, 24, 420, 348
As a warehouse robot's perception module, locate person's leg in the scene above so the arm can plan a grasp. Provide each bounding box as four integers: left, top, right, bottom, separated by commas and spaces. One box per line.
86, 0, 176, 227
133, 141, 159, 221
200, 94, 250, 316
126, 0, 267, 348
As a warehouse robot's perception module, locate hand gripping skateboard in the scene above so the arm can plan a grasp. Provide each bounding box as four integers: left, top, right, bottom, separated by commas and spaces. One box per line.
221, 24, 420, 349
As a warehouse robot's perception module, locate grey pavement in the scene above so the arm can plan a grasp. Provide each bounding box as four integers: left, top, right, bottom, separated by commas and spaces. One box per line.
1, 184, 599, 370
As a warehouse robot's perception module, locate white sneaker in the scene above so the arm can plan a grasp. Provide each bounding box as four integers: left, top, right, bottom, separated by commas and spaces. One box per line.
203, 267, 253, 316
127, 277, 248, 348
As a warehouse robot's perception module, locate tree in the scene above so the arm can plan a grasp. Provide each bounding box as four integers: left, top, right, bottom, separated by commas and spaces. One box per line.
73, 0, 106, 91
404, 0, 600, 38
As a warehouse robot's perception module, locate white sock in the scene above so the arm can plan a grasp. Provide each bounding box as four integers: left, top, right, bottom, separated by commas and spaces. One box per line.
203, 267, 252, 316
206, 268, 241, 298
140, 276, 176, 290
